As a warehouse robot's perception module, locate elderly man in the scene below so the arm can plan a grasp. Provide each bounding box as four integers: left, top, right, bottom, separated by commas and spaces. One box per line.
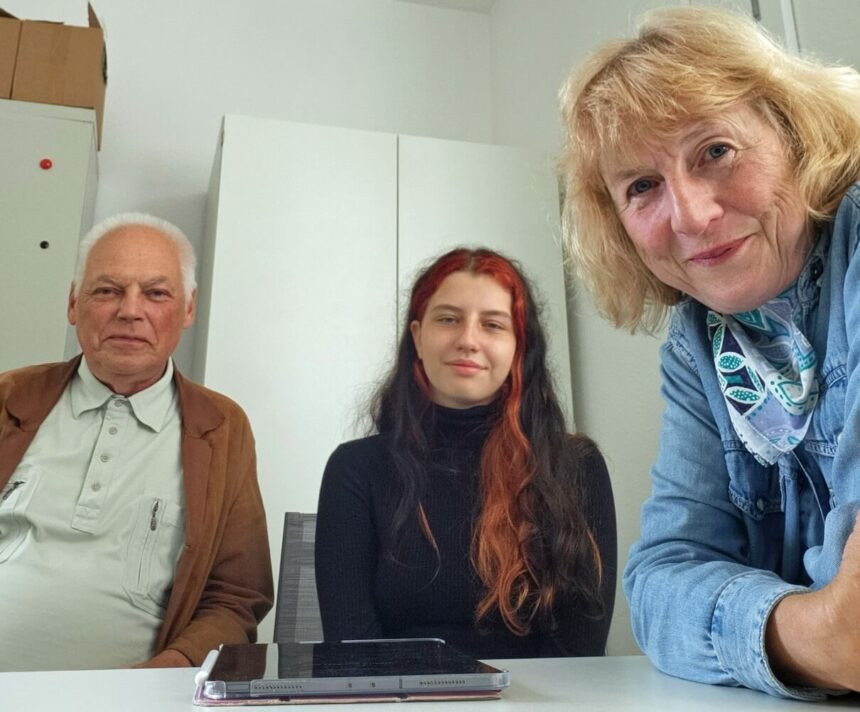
0, 213, 273, 670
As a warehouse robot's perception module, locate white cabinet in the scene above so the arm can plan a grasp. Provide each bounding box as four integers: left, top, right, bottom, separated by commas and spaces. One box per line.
0, 99, 98, 372
197, 117, 569, 639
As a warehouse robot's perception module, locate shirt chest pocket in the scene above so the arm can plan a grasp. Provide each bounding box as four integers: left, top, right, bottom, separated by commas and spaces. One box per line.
725, 445, 782, 521
122, 497, 186, 617
0, 466, 42, 563
804, 363, 845, 457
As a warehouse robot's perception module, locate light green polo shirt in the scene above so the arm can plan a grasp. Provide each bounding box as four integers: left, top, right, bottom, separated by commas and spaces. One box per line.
0, 358, 186, 671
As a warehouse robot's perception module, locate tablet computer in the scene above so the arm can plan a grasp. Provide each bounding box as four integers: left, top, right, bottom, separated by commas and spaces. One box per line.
201, 639, 510, 701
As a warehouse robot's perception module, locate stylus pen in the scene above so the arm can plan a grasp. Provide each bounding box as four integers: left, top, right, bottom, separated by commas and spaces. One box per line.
195, 649, 220, 688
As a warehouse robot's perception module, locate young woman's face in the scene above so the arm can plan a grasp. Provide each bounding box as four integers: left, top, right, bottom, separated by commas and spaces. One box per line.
602, 103, 810, 314
410, 271, 517, 409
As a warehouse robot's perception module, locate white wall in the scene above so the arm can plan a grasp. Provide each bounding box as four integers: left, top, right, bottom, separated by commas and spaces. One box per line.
792, 0, 860, 68
81, 0, 495, 370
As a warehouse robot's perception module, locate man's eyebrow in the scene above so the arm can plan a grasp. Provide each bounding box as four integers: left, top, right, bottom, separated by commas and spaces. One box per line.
140, 277, 173, 288
89, 275, 122, 286
87, 275, 175, 289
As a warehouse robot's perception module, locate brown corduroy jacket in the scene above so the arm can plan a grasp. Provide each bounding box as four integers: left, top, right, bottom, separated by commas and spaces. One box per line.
0, 356, 274, 665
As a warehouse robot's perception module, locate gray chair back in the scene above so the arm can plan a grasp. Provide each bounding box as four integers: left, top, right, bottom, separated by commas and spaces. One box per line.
273, 512, 323, 643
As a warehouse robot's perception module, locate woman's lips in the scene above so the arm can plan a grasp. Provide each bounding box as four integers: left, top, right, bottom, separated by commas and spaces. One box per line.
689, 236, 749, 264
447, 360, 484, 374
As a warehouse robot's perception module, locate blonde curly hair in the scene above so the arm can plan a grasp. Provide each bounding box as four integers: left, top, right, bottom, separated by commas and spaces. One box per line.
559, 6, 860, 332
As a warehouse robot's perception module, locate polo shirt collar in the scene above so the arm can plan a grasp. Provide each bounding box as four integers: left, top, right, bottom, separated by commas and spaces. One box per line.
70, 358, 176, 432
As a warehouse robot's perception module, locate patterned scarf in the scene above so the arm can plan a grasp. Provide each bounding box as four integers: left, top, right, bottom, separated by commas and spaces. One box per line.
707, 291, 819, 467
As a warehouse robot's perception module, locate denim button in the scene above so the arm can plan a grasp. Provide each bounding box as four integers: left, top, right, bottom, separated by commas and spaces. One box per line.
756, 498, 766, 512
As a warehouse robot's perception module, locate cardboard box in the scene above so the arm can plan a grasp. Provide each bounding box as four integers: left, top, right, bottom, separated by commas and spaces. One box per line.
1, 3, 106, 147
0, 11, 20, 98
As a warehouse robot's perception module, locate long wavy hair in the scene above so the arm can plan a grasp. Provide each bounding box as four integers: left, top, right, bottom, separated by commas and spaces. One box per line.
371, 247, 603, 635
558, 6, 860, 332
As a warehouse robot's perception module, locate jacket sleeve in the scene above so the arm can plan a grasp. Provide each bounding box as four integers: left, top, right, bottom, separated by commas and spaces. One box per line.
165, 413, 274, 665
623, 336, 819, 700
315, 443, 385, 641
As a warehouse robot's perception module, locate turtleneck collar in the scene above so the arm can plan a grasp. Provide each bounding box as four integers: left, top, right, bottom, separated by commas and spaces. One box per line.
431, 402, 498, 439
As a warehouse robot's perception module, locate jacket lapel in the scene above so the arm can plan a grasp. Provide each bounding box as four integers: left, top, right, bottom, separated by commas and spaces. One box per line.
174, 370, 223, 549
0, 357, 82, 487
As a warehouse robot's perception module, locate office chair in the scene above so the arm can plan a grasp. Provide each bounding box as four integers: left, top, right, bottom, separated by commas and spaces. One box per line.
273, 511, 324, 643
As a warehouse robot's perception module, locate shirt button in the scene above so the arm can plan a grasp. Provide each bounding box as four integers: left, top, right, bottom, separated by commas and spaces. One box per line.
114, 400, 123, 408
99, 453, 110, 463
810, 260, 823, 280
91, 482, 101, 492
108, 426, 118, 435
756, 498, 766, 512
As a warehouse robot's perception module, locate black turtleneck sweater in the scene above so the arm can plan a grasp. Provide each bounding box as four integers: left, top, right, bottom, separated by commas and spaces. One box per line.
314, 404, 616, 659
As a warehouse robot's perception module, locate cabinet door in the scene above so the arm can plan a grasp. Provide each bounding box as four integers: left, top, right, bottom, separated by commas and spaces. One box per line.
201, 116, 398, 523
0, 100, 97, 372
397, 135, 572, 419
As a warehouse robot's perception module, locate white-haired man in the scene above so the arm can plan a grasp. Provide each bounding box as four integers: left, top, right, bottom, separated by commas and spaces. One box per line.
0, 214, 273, 670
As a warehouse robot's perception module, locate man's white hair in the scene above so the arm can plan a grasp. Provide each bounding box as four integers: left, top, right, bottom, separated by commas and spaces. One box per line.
73, 212, 197, 300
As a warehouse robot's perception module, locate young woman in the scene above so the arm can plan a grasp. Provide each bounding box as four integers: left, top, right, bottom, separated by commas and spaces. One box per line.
315, 247, 615, 658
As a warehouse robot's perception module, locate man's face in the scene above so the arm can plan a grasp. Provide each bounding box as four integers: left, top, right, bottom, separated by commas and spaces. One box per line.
68, 225, 195, 395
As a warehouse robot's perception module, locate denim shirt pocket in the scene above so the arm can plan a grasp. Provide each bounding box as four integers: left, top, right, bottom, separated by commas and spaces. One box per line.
803, 362, 845, 513
803, 363, 844, 458
0, 465, 42, 563
122, 496, 186, 617
725, 440, 782, 521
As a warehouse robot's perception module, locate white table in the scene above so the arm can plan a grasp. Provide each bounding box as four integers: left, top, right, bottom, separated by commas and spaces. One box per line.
2, 656, 858, 711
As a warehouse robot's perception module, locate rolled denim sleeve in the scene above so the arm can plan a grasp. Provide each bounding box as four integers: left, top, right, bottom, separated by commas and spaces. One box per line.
711, 573, 817, 698
623, 331, 823, 700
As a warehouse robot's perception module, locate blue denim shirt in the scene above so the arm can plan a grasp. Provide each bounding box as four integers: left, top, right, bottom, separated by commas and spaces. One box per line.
623, 184, 860, 700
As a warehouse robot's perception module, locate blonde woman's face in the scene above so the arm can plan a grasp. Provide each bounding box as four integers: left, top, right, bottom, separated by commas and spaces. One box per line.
601, 104, 809, 315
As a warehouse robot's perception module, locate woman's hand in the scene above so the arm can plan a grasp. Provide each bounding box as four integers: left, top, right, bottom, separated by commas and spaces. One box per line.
766, 515, 860, 691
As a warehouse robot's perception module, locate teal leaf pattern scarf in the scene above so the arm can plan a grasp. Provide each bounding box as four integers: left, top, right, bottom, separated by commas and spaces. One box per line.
707, 293, 819, 466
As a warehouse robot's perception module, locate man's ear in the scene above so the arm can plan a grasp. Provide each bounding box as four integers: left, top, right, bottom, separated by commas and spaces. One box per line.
183, 289, 197, 329
67, 282, 78, 326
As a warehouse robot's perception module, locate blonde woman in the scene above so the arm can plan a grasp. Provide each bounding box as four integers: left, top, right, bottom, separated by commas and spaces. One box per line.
560, 6, 860, 701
